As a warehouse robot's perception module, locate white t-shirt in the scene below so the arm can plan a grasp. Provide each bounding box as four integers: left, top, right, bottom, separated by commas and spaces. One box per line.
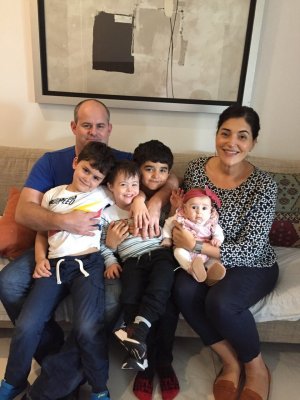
42, 185, 113, 258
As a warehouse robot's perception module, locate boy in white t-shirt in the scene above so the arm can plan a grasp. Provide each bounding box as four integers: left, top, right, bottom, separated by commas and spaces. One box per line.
0, 142, 115, 400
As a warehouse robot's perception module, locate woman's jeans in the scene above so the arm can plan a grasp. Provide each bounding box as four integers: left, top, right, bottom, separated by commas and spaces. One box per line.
173, 263, 279, 363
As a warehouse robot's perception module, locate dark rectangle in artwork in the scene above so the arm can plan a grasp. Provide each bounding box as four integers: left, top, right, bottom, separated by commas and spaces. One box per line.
93, 12, 134, 74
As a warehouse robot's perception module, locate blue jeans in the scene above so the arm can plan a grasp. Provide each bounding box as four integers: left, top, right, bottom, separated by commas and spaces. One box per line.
173, 263, 279, 362
4, 252, 108, 392
0, 248, 122, 396
0, 248, 65, 363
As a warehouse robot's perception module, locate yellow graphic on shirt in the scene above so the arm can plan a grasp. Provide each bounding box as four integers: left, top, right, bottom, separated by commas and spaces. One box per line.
49, 202, 103, 237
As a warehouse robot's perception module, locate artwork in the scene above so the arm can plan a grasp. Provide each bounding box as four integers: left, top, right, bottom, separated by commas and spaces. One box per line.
31, 0, 265, 112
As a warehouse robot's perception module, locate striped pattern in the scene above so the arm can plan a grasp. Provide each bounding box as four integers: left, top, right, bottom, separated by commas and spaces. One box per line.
100, 205, 164, 268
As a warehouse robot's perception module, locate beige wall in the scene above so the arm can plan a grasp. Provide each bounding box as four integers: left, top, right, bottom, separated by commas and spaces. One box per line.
0, 0, 299, 160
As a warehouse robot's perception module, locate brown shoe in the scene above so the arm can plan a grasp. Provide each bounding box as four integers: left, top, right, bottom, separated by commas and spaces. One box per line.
190, 256, 207, 282
206, 262, 226, 286
213, 370, 241, 400
240, 365, 271, 400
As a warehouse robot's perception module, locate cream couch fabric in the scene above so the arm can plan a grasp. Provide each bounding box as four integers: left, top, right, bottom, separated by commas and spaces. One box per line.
0, 145, 299, 343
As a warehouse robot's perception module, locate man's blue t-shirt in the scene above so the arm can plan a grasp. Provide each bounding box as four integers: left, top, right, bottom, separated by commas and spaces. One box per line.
25, 146, 133, 193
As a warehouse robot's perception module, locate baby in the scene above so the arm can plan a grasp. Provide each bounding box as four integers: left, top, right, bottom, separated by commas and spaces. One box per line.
162, 187, 226, 285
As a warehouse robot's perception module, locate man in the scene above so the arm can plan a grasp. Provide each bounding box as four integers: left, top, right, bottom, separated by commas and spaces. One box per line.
0, 99, 177, 399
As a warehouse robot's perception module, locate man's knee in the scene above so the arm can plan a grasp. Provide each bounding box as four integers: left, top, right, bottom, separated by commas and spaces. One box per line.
0, 248, 35, 298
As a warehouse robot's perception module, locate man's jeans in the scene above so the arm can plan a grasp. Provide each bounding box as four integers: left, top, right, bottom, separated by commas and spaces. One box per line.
0, 248, 122, 396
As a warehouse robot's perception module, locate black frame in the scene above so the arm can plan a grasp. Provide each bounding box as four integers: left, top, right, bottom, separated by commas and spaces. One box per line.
32, 0, 264, 112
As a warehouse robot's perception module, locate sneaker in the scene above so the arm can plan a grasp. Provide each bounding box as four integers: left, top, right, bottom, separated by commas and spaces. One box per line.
121, 355, 148, 371
90, 390, 110, 400
0, 379, 28, 400
114, 327, 147, 361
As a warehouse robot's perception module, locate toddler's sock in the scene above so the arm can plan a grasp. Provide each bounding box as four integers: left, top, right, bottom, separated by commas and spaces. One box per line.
133, 370, 154, 400
157, 365, 180, 400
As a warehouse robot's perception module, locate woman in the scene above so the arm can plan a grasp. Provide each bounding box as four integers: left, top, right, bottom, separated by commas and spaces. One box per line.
172, 104, 278, 400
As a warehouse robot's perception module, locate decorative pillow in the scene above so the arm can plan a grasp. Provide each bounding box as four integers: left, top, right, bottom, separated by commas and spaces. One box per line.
0, 187, 36, 259
269, 173, 300, 248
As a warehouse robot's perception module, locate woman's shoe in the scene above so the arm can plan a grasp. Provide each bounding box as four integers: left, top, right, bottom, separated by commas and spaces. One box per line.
240, 365, 271, 400
213, 369, 242, 400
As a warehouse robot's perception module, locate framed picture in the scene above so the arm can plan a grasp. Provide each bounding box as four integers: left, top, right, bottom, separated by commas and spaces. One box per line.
30, 0, 265, 112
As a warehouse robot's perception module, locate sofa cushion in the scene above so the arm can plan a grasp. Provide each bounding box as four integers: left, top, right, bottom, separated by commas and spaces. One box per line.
0, 187, 36, 259
250, 247, 300, 322
269, 173, 300, 248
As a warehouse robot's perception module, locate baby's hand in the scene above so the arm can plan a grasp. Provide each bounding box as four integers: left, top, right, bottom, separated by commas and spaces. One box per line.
211, 238, 222, 247
104, 263, 122, 279
170, 188, 184, 210
33, 259, 51, 279
161, 238, 173, 247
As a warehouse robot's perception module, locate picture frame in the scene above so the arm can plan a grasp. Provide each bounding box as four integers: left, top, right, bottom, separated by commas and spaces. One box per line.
30, 0, 265, 113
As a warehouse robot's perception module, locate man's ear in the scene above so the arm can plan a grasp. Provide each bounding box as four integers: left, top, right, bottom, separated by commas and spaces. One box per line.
70, 121, 77, 135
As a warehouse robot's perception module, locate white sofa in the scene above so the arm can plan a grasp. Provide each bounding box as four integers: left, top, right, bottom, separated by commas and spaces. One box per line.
0, 146, 300, 343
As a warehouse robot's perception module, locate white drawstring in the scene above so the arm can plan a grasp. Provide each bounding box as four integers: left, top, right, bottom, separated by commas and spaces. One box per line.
56, 258, 65, 284
55, 257, 90, 284
75, 258, 90, 278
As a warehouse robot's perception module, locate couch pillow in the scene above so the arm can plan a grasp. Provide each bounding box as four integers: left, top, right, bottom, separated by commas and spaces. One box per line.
250, 247, 300, 322
0, 187, 36, 259
269, 173, 300, 248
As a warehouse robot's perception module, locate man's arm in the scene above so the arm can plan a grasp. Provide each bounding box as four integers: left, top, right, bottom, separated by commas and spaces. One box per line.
16, 187, 99, 235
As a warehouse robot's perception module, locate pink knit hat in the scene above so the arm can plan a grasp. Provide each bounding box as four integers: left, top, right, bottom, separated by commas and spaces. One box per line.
183, 187, 221, 208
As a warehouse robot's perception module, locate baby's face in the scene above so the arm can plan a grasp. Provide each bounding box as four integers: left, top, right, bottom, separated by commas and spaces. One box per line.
183, 195, 212, 224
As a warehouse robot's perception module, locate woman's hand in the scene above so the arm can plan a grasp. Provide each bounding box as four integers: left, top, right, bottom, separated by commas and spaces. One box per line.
104, 263, 122, 279
211, 238, 222, 247
33, 259, 51, 278
106, 220, 129, 249
172, 221, 196, 251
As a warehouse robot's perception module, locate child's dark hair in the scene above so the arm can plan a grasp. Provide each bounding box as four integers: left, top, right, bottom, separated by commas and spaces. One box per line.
106, 160, 140, 185
133, 140, 173, 170
77, 142, 115, 177
217, 104, 260, 140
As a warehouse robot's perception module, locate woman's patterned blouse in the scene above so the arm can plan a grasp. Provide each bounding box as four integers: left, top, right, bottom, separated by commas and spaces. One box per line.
183, 157, 277, 268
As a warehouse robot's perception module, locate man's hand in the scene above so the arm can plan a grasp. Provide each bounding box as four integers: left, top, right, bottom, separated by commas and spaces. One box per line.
172, 221, 196, 251
59, 210, 101, 236
16, 187, 101, 235
106, 220, 129, 248
104, 263, 122, 279
33, 259, 51, 279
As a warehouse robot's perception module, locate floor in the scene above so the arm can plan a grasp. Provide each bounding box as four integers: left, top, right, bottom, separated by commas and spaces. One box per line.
0, 329, 299, 399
